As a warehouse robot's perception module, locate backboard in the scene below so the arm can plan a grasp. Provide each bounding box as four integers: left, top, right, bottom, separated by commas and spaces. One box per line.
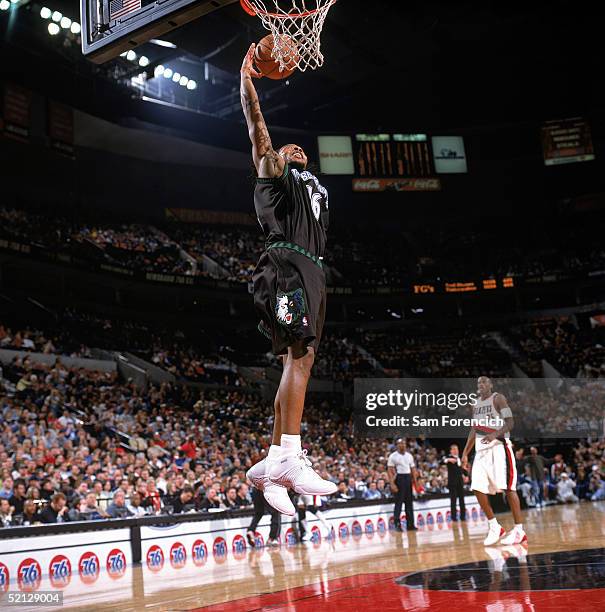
80, 0, 238, 64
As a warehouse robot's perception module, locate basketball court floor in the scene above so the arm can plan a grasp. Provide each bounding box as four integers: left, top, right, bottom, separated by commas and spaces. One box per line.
43, 502, 604, 611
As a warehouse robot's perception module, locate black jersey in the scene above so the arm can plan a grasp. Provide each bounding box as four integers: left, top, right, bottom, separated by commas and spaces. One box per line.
254, 164, 329, 258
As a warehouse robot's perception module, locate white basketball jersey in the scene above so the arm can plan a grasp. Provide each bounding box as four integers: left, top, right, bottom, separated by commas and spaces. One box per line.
473, 392, 508, 452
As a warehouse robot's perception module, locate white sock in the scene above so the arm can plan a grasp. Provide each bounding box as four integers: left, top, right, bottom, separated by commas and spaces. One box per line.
267, 444, 281, 461
488, 518, 499, 528
281, 434, 301, 455
515, 523, 523, 531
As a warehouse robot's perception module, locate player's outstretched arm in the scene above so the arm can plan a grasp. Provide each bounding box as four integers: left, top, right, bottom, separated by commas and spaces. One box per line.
240, 44, 285, 179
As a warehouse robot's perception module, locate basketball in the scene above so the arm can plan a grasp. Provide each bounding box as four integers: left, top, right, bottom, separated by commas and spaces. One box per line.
255, 34, 298, 80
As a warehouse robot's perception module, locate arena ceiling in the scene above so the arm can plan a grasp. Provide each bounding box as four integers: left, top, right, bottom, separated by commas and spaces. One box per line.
12, 0, 603, 131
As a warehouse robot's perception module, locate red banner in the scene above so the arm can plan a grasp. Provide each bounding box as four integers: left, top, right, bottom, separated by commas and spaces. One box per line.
3, 83, 31, 142
48, 101, 75, 157
352, 177, 441, 192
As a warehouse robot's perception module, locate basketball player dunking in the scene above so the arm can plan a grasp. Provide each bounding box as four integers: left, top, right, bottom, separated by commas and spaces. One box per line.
462, 376, 527, 545
240, 44, 337, 516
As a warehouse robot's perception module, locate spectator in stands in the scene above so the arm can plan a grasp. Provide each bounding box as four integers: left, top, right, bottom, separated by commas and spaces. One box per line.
127, 492, 147, 517
556, 473, 579, 503
334, 481, 352, 501
198, 488, 223, 512
224, 487, 239, 509
107, 490, 132, 519
235, 483, 252, 508
21, 500, 41, 525
76, 492, 109, 521
590, 473, 605, 501
525, 447, 547, 508
8, 480, 26, 516
171, 486, 196, 513
0, 498, 14, 527
0, 478, 13, 500
363, 481, 382, 501
39, 492, 70, 524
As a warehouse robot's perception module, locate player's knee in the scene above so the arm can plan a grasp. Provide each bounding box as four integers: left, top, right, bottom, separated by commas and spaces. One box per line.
288, 343, 315, 374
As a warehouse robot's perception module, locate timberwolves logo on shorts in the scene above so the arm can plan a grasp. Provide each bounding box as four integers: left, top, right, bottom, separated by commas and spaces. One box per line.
78, 552, 100, 585
49, 555, 72, 588
192, 540, 208, 567
275, 288, 305, 327
18, 558, 41, 592
106, 549, 127, 579
146, 545, 164, 572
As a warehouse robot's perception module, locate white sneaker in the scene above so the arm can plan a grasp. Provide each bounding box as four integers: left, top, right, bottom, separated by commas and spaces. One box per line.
500, 527, 528, 545
247, 458, 296, 516
268, 450, 338, 496
483, 522, 505, 546
246, 458, 269, 490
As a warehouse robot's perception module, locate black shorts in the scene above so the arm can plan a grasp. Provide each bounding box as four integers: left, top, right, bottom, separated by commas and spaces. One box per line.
253, 245, 326, 356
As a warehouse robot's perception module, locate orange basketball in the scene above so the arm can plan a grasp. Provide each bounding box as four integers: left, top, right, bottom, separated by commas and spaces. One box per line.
255, 34, 298, 80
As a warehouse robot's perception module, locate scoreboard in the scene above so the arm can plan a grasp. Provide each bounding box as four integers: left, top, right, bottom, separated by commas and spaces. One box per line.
413, 277, 515, 294
355, 134, 434, 178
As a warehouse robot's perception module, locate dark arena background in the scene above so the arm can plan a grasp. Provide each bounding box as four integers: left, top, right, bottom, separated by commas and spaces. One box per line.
1, 1, 605, 610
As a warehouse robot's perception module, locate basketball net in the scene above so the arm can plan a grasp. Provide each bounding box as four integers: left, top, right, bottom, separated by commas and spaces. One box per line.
242, 0, 337, 72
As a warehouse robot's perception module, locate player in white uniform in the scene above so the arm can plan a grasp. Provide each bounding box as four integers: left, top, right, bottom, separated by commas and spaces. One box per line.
462, 377, 526, 546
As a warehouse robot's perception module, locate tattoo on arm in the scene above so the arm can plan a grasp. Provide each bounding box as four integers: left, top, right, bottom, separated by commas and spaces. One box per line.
240, 75, 277, 169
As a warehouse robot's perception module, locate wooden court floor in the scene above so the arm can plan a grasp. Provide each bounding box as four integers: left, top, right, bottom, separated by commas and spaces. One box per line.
56, 502, 605, 611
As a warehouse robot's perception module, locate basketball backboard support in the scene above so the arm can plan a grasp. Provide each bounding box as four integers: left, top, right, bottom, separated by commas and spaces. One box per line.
80, 0, 238, 64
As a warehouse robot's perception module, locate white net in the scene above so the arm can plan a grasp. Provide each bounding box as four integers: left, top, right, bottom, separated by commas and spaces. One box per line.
244, 0, 336, 72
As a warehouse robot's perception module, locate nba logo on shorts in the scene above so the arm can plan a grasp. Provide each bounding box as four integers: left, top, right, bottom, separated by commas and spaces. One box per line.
377, 517, 387, 536
351, 520, 362, 541
365, 519, 375, 538
472, 507, 479, 521
146, 545, 164, 572
106, 549, 127, 579
311, 525, 322, 547
192, 540, 208, 567
232, 534, 247, 560
18, 558, 42, 591
170, 542, 187, 569
78, 552, 100, 585
0, 562, 10, 592
213, 537, 228, 562
49, 555, 72, 588
417, 513, 425, 528
338, 522, 349, 542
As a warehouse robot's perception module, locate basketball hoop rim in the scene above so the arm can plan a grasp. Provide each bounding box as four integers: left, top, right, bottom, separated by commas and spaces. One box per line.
242, 0, 337, 20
